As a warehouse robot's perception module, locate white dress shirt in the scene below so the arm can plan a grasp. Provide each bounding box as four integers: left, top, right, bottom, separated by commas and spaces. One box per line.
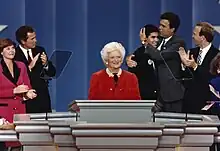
198, 43, 212, 65
157, 36, 172, 51
19, 45, 49, 70
19, 45, 33, 60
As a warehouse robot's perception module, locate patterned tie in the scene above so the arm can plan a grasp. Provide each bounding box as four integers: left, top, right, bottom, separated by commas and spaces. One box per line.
197, 49, 203, 65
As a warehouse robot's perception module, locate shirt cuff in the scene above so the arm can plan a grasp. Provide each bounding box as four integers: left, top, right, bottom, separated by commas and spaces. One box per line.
43, 62, 49, 70
181, 63, 186, 71
23, 97, 28, 101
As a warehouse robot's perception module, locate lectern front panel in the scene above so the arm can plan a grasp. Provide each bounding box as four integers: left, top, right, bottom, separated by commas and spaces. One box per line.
75, 100, 155, 123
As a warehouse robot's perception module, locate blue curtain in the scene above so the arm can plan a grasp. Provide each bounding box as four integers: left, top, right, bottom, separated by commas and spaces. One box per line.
0, 0, 219, 111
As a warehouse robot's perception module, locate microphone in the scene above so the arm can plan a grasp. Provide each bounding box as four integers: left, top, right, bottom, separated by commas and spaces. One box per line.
159, 51, 194, 81
113, 73, 118, 86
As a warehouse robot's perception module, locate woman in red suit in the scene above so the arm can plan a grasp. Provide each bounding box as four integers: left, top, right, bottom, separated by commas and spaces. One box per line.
88, 42, 141, 100
0, 38, 37, 150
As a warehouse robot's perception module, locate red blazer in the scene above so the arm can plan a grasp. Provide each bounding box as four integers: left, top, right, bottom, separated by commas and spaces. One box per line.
0, 60, 31, 123
88, 69, 141, 100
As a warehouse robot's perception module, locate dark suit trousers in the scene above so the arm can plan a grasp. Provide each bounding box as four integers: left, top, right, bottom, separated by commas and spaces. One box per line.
158, 95, 182, 112
0, 142, 6, 150
163, 100, 182, 112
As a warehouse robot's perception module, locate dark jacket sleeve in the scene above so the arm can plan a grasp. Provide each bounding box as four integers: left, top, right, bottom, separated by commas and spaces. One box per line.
40, 46, 56, 77
189, 47, 218, 82
45, 61, 56, 77
127, 47, 142, 73
146, 38, 185, 61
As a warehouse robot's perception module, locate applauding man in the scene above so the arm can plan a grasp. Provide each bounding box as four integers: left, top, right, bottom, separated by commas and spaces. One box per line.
178, 22, 219, 114
14, 26, 56, 113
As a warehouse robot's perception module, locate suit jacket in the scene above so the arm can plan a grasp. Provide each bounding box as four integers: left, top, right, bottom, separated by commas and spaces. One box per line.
0, 60, 31, 122
145, 35, 185, 102
128, 46, 157, 100
183, 45, 219, 114
14, 45, 56, 113
0, 142, 5, 150
88, 69, 141, 100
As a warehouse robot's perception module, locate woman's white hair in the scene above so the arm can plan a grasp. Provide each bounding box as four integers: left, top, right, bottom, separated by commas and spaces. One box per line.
100, 42, 126, 63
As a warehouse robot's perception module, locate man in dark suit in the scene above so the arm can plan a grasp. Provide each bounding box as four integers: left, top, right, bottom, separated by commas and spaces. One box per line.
127, 12, 186, 112
179, 22, 219, 114
127, 24, 159, 100
14, 26, 56, 113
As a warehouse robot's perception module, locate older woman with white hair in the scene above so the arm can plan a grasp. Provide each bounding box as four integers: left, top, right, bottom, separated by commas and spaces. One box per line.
88, 42, 141, 100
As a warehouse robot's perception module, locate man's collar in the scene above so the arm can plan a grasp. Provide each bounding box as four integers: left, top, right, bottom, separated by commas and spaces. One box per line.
19, 45, 31, 52
164, 36, 172, 43
200, 43, 212, 51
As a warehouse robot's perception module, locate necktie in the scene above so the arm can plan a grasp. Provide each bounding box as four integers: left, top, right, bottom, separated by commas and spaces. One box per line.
160, 39, 166, 51
27, 50, 32, 64
197, 49, 203, 65
113, 73, 118, 85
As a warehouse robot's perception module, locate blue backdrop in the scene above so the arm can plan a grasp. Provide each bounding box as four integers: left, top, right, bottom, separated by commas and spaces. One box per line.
0, 0, 219, 111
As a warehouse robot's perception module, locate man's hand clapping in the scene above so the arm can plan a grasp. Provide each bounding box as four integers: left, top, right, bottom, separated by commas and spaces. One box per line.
28, 53, 40, 70
26, 89, 37, 99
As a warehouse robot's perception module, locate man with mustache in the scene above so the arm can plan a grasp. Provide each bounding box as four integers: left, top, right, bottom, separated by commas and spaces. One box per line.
14, 26, 56, 113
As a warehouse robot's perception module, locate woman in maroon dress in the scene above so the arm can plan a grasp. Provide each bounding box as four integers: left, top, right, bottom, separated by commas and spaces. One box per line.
0, 38, 37, 150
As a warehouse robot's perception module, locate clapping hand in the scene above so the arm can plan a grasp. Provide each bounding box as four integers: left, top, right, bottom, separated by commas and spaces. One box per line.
26, 89, 37, 99
178, 47, 197, 69
29, 53, 40, 70
40, 52, 48, 65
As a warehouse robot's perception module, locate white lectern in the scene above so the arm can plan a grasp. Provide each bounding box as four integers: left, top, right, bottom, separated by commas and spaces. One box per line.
75, 100, 155, 123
